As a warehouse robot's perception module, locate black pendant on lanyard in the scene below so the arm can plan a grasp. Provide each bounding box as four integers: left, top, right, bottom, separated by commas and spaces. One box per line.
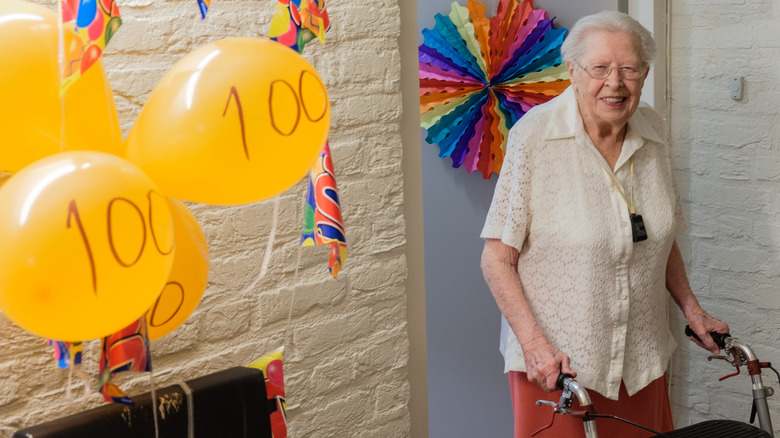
627, 158, 647, 242
630, 213, 647, 242
604, 156, 648, 243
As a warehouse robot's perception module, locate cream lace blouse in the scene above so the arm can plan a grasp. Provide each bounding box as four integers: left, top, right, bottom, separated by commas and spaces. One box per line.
481, 87, 687, 400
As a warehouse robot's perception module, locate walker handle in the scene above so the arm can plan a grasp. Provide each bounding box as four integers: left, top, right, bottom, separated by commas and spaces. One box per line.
685, 325, 730, 350
557, 373, 575, 390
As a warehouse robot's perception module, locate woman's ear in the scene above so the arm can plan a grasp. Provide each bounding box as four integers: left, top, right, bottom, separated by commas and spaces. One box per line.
566, 60, 577, 89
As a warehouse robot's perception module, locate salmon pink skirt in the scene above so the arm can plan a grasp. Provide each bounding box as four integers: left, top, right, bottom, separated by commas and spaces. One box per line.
509, 372, 674, 437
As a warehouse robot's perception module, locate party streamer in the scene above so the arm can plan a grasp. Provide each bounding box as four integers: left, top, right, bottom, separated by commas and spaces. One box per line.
420, 0, 570, 179
98, 316, 152, 405
58, 0, 122, 92
196, 0, 211, 19
47, 339, 83, 369
301, 143, 347, 278
269, 0, 330, 53
248, 348, 287, 438
267, 3, 344, 278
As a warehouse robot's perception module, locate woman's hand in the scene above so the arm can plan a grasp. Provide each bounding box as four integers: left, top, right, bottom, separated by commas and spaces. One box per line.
522, 337, 576, 392
666, 240, 730, 355
685, 308, 730, 355
482, 239, 577, 391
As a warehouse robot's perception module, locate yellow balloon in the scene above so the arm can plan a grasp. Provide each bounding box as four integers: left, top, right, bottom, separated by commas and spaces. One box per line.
125, 37, 331, 205
0, 152, 175, 341
0, 0, 123, 173
146, 198, 209, 340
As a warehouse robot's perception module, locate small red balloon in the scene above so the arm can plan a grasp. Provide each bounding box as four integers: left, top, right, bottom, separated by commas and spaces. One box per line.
80, 45, 102, 74
265, 359, 284, 387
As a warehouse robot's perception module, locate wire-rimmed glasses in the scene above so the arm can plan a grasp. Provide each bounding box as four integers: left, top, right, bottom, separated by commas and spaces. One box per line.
576, 62, 647, 80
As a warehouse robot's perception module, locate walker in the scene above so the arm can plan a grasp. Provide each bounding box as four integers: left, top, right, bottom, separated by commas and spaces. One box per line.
533, 328, 777, 437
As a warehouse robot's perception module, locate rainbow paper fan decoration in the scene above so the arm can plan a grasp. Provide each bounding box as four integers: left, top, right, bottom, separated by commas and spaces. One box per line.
420, 0, 570, 179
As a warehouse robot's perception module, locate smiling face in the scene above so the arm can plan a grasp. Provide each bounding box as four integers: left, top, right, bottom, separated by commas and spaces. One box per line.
566, 30, 648, 135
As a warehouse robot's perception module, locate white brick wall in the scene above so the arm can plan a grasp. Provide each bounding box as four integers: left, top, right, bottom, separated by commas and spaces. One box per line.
669, 1, 780, 433
0, 1, 411, 436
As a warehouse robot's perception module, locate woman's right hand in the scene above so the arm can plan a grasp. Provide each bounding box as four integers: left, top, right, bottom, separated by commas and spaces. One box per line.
523, 338, 576, 392
481, 240, 577, 392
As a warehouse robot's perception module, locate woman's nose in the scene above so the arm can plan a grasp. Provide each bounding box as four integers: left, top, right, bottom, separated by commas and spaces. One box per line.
604, 68, 624, 87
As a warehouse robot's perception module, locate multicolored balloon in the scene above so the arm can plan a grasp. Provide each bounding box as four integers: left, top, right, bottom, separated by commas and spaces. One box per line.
419, 0, 570, 179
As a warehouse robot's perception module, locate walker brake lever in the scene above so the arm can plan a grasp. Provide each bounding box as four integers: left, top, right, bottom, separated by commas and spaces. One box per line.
535, 399, 559, 410
533, 374, 577, 437
534, 387, 574, 414
707, 354, 737, 367
708, 353, 742, 381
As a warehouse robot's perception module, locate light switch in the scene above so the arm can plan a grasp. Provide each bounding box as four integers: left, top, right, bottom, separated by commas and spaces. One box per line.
730, 76, 743, 100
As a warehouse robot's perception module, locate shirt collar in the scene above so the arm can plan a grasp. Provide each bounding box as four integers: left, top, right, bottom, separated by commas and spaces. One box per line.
544, 86, 665, 145
542, 86, 665, 171
544, 87, 580, 140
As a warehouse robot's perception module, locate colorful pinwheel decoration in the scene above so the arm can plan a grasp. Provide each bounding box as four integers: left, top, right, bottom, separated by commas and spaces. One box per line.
420, 0, 570, 179
269, 0, 330, 53
59, 0, 122, 91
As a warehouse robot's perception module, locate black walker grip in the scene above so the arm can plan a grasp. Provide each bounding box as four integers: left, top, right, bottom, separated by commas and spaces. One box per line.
685, 325, 729, 349
556, 373, 574, 390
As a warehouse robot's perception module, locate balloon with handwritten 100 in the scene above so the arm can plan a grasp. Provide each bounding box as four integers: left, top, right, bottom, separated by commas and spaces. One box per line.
125, 37, 331, 206
0, 152, 175, 342
146, 198, 209, 340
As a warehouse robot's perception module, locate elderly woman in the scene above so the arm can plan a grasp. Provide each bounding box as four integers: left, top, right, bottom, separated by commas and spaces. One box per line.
480, 11, 729, 437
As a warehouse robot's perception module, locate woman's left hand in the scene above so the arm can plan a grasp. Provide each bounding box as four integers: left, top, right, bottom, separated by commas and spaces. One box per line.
685, 308, 730, 355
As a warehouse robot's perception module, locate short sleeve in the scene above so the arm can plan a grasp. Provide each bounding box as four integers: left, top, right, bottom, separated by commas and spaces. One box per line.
660, 113, 688, 235
480, 123, 533, 252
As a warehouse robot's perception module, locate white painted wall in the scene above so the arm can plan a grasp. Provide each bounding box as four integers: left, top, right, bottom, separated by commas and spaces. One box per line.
627, 0, 667, 114
667, 1, 780, 433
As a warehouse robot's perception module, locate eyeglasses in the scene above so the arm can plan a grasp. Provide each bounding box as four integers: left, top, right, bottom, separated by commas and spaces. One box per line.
576, 62, 647, 80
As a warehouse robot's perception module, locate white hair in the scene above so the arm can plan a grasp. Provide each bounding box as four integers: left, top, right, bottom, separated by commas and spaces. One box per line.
560, 10, 656, 66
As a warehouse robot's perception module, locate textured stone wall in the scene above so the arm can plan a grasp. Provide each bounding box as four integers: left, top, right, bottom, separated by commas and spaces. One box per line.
0, 0, 412, 436
668, 1, 780, 433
